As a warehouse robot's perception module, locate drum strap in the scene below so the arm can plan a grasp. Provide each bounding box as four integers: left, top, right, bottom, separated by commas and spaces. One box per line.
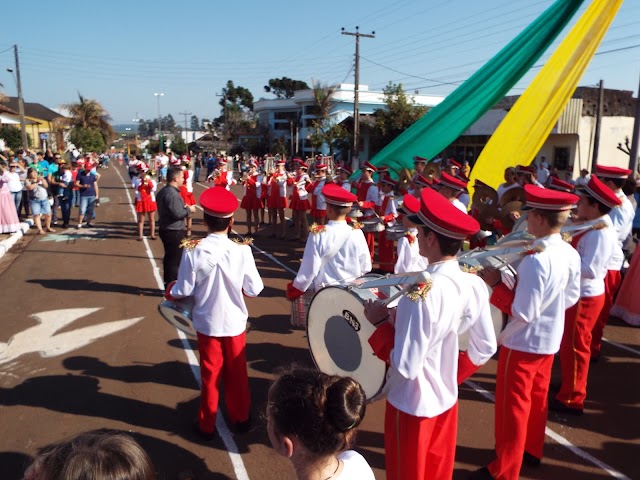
432, 271, 465, 333
318, 228, 352, 272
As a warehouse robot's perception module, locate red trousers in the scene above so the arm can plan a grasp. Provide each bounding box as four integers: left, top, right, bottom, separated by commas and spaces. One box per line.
378, 230, 395, 272
384, 401, 457, 480
488, 347, 553, 480
196, 331, 251, 433
557, 294, 605, 409
591, 270, 621, 357
364, 231, 375, 261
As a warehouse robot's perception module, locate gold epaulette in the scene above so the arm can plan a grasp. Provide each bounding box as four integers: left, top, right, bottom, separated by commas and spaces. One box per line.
406, 280, 433, 302
561, 231, 572, 243
309, 223, 326, 235
180, 238, 201, 250
350, 221, 364, 230
521, 245, 544, 256
233, 237, 254, 246
460, 264, 482, 274
404, 232, 415, 244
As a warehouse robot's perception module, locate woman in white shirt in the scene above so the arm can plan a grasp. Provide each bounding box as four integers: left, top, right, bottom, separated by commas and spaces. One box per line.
267, 368, 375, 480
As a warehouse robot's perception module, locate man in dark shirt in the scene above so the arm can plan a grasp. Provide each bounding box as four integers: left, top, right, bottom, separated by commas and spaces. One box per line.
75, 162, 99, 228
156, 166, 197, 287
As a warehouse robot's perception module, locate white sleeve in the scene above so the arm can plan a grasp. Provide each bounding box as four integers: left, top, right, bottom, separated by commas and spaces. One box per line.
171, 251, 196, 298
242, 246, 264, 297
395, 237, 410, 274
292, 237, 323, 292
357, 230, 373, 275
391, 296, 432, 380
462, 278, 498, 365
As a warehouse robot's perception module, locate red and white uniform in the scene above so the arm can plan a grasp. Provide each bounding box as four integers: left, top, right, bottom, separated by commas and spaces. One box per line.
288, 172, 311, 211
340, 180, 352, 191
214, 170, 237, 191
267, 171, 288, 209
310, 177, 327, 218
355, 179, 380, 259
240, 173, 263, 210
180, 169, 196, 206
378, 192, 398, 273
133, 176, 157, 213
394, 228, 428, 274
488, 234, 580, 479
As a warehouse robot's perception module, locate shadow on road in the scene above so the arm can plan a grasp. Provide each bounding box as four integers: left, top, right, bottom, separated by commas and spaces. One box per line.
26, 278, 162, 297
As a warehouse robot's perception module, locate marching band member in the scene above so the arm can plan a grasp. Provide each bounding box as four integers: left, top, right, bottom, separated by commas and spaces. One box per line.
471, 185, 581, 480
179, 159, 196, 237
309, 164, 329, 226
437, 172, 468, 212
287, 159, 311, 241
551, 175, 621, 416
212, 158, 237, 190
267, 160, 289, 239
410, 155, 428, 186
166, 186, 264, 440
546, 176, 576, 193
363, 187, 496, 480
376, 165, 390, 205
590, 165, 634, 360
355, 162, 380, 260
378, 175, 398, 273
286, 183, 372, 303
410, 173, 436, 199
338, 165, 352, 191
443, 158, 461, 177
239, 159, 262, 236
515, 165, 544, 188
257, 160, 267, 225
394, 194, 428, 274
132, 164, 157, 240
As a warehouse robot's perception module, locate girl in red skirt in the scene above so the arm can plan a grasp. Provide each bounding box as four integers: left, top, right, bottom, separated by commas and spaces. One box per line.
132, 165, 157, 240
240, 160, 262, 235
287, 159, 311, 241
309, 164, 328, 226
179, 159, 197, 237
267, 160, 289, 238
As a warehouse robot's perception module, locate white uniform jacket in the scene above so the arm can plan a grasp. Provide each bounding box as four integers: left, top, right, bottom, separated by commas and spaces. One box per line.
575, 215, 617, 297
606, 192, 635, 270
292, 220, 371, 292
500, 233, 581, 354
394, 228, 428, 274
385, 260, 495, 418
171, 233, 264, 337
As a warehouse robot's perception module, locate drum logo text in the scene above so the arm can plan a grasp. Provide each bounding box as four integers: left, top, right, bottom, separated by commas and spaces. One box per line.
342, 310, 361, 331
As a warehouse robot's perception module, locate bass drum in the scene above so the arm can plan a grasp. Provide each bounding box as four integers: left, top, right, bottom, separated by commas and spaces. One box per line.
158, 297, 196, 336
307, 274, 399, 402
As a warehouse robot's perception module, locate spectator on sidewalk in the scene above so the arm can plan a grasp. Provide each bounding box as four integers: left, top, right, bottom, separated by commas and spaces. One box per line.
18, 158, 30, 218
25, 168, 55, 234
75, 161, 99, 228
7, 161, 23, 217
0, 161, 21, 233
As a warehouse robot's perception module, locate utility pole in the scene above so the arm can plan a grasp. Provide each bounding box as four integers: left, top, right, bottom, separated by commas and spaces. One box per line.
216, 91, 227, 145
13, 45, 28, 149
591, 80, 604, 172
342, 27, 375, 171
628, 72, 640, 174
179, 111, 192, 149
154, 93, 164, 151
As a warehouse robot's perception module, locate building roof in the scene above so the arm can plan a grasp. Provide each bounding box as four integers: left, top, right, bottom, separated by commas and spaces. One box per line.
1, 97, 65, 122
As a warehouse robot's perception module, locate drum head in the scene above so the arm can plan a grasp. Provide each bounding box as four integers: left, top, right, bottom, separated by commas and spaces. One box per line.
158, 299, 196, 336
307, 286, 386, 401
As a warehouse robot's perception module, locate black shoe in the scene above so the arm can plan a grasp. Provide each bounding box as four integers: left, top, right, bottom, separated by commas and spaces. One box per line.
590, 355, 600, 364
548, 397, 583, 416
523, 451, 541, 467
468, 467, 494, 480
192, 421, 216, 442
62, 223, 69, 229
233, 416, 253, 434
86, 222, 94, 228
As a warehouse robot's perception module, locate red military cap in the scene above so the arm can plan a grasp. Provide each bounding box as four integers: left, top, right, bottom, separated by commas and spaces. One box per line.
473, 179, 491, 189
218, 158, 228, 164
363, 161, 377, 172
200, 186, 239, 218
594, 164, 632, 179
339, 165, 352, 175
293, 158, 304, 165
413, 155, 427, 163
582, 175, 623, 209
381, 175, 398, 187
414, 174, 433, 188
524, 184, 578, 211
447, 158, 461, 169
277, 159, 286, 166
515, 164, 535, 175
316, 163, 328, 170
409, 188, 480, 240
400, 193, 420, 214
377, 165, 390, 173
322, 183, 357, 206
85, 161, 96, 170
439, 172, 467, 191
547, 176, 575, 193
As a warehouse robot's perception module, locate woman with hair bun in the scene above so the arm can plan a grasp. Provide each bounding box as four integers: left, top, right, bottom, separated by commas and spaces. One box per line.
266, 368, 374, 480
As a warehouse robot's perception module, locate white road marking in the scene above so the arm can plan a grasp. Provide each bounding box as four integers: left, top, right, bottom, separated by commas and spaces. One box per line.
0, 308, 143, 365
115, 167, 250, 480
603, 337, 640, 356
464, 380, 631, 480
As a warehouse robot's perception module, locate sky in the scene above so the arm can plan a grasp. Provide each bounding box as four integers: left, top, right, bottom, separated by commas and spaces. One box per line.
1, 0, 638, 125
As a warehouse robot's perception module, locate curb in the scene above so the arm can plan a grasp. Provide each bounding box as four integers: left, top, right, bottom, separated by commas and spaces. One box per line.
0, 219, 34, 259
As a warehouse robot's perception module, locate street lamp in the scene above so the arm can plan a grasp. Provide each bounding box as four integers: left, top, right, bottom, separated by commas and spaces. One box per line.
154, 92, 164, 151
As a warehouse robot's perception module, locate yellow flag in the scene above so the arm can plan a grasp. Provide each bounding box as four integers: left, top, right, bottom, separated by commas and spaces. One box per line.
470, 0, 624, 193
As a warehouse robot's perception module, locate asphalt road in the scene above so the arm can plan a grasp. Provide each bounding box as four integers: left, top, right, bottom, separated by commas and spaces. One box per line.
0, 164, 638, 480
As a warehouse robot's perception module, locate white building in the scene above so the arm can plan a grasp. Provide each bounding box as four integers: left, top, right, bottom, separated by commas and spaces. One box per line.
253, 84, 444, 161
446, 87, 637, 180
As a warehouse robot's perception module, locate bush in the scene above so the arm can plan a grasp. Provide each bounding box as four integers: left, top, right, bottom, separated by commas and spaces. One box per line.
69, 127, 106, 152
0, 125, 33, 150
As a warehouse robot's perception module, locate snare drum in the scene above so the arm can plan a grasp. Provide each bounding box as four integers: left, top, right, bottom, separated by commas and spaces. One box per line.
307, 274, 400, 402
158, 297, 196, 336
385, 224, 406, 241
361, 218, 385, 233
291, 289, 315, 328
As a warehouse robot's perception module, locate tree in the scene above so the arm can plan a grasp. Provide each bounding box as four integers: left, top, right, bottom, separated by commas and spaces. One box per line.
200, 118, 211, 130
220, 80, 254, 112
264, 77, 309, 99
69, 127, 106, 152
308, 81, 349, 155
0, 125, 32, 150
63, 93, 115, 147
190, 115, 200, 131
371, 83, 429, 154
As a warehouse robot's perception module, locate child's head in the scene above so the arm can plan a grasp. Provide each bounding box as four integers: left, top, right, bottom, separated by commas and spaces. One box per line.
266, 368, 366, 459
23, 432, 155, 480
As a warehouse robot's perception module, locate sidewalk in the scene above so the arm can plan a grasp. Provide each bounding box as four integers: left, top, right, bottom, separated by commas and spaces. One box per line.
0, 218, 34, 259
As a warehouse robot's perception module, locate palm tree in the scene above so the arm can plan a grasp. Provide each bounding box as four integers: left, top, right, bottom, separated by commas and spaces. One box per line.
64, 93, 115, 145
311, 80, 337, 124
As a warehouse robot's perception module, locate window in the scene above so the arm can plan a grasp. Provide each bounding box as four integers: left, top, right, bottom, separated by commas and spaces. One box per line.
553, 147, 570, 171
274, 111, 298, 121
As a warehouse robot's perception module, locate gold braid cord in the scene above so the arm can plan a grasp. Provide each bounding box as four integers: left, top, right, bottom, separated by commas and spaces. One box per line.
406, 280, 433, 302
350, 221, 364, 230
309, 223, 326, 235
232, 237, 254, 246
521, 245, 545, 256
180, 238, 201, 250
